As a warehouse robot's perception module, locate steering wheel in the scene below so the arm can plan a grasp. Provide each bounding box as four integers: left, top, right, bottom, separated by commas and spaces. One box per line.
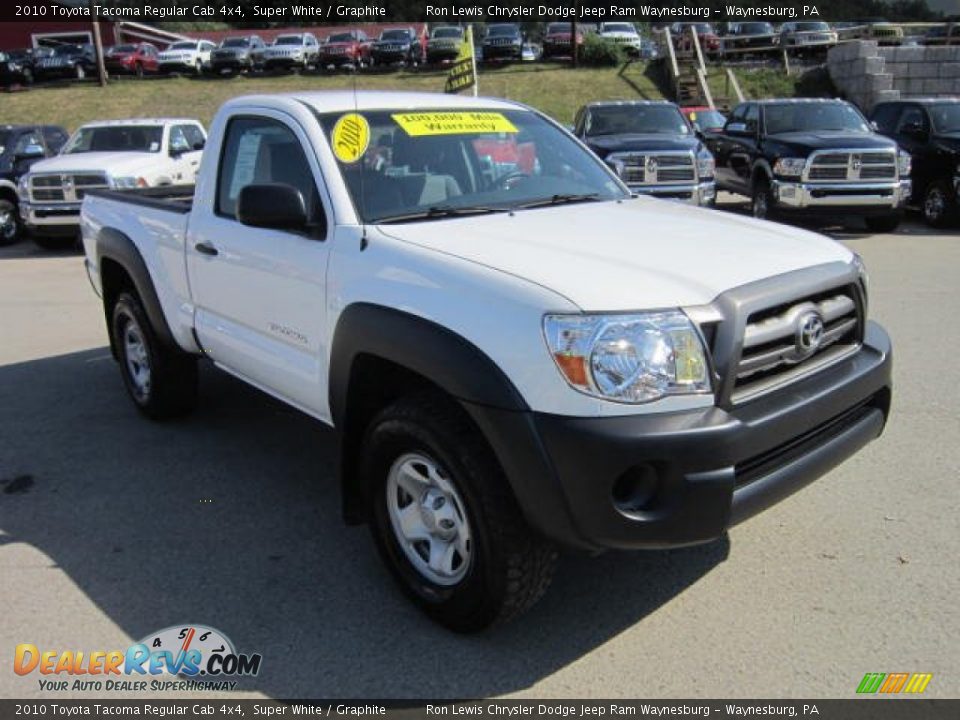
493, 171, 531, 190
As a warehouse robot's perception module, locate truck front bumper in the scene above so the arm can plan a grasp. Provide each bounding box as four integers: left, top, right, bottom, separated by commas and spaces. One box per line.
467, 322, 892, 552
772, 178, 911, 212
631, 180, 716, 206
20, 201, 82, 236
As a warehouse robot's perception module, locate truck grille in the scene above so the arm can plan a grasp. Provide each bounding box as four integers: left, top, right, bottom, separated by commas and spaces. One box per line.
29, 173, 109, 203
806, 150, 897, 183
732, 287, 861, 402
608, 152, 696, 185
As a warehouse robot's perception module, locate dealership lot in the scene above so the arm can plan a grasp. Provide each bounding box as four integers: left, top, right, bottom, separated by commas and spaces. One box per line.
0, 205, 957, 698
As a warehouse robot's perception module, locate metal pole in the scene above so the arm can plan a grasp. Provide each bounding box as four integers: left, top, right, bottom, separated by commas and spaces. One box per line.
92, 20, 108, 87
571, 21, 578, 68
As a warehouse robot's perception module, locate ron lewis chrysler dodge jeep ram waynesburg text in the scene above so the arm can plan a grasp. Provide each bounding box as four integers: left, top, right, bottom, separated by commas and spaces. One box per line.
81, 91, 893, 632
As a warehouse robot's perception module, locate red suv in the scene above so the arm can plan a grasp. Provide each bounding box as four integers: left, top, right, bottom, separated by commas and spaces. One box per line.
105, 43, 159, 77
319, 31, 371, 69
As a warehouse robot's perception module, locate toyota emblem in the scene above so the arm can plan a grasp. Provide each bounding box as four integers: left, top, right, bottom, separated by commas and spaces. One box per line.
796, 312, 824, 356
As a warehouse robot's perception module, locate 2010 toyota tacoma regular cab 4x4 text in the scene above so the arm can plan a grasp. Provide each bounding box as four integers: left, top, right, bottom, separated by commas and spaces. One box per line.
81, 91, 893, 632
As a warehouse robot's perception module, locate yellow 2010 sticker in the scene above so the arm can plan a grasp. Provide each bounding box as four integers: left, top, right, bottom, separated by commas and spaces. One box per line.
392, 112, 518, 137
331, 113, 370, 164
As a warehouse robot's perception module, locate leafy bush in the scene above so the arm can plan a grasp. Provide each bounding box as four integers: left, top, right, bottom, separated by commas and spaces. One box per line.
578, 35, 626, 67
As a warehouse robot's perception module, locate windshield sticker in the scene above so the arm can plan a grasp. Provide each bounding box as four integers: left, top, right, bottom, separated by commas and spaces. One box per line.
392, 112, 518, 137
331, 113, 370, 164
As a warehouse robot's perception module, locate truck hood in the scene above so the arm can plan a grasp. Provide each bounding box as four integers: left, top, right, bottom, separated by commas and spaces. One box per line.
379, 198, 852, 311
585, 134, 700, 157
767, 131, 896, 152
28, 152, 161, 176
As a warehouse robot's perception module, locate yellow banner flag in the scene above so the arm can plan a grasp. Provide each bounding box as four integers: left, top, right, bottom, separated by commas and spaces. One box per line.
445, 26, 477, 95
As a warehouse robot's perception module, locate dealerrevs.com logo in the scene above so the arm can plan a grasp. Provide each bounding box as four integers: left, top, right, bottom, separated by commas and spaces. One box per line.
14, 625, 262, 693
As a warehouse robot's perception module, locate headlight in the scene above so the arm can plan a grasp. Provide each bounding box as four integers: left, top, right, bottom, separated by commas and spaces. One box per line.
696, 149, 715, 178
897, 150, 911, 177
543, 312, 711, 403
773, 157, 806, 177
17, 174, 29, 199
110, 176, 146, 189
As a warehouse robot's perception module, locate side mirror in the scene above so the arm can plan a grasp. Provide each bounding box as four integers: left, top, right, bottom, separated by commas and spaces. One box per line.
870, 120, 880, 131
15, 144, 45, 161
237, 183, 308, 231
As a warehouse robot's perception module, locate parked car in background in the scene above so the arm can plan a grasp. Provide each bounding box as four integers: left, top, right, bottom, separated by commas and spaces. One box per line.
209, 36, 265, 75
105, 43, 159, 77
638, 38, 659, 59
923, 24, 960, 45
19, 118, 206, 246
723, 22, 779, 56
319, 30, 371, 69
706, 99, 910, 231
573, 100, 716, 206
261, 33, 320, 72
779, 22, 839, 52
682, 106, 728, 135
369, 27, 423, 67
522, 42, 542, 62
425, 25, 464, 64
542, 22, 583, 60
33, 43, 97, 81
863, 19, 904, 46
0, 48, 44, 86
871, 99, 960, 227
672, 23, 721, 55
158, 39, 216, 75
482, 24, 523, 62
0, 124, 69, 244
599, 22, 643, 57
80, 90, 892, 632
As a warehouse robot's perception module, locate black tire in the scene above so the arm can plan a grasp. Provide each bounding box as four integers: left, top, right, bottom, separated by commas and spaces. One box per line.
74, 64, 86, 80
22, 68, 33, 85
111, 292, 198, 420
865, 213, 902, 234
751, 176, 776, 221
363, 392, 557, 632
134, 63, 143, 78
921, 181, 956, 228
0, 199, 22, 246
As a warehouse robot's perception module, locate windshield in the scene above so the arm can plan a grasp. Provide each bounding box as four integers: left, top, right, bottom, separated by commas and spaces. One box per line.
318, 109, 626, 223
112, 45, 137, 53
432, 28, 462, 39
169, 42, 197, 50
740, 23, 774, 34
929, 103, 960, 133
793, 22, 830, 32
380, 30, 410, 41
764, 103, 870, 134
604, 23, 636, 34
221, 38, 249, 48
64, 125, 164, 154
53, 45, 81, 57
687, 109, 726, 130
275, 36, 303, 45
328, 33, 354, 43
488, 25, 518, 37
547, 24, 570, 34
587, 105, 689, 136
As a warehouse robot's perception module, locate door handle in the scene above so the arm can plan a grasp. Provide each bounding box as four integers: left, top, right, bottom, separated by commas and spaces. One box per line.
195, 242, 219, 256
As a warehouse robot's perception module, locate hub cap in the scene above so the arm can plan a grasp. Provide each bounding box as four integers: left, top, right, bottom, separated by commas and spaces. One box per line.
924, 187, 945, 223
0, 208, 16, 240
123, 319, 151, 400
753, 189, 768, 218
386, 453, 472, 586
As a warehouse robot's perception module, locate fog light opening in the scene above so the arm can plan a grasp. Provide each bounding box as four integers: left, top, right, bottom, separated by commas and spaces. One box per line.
612, 464, 661, 514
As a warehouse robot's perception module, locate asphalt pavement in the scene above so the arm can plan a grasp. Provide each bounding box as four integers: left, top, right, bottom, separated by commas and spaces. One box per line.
1, 205, 957, 699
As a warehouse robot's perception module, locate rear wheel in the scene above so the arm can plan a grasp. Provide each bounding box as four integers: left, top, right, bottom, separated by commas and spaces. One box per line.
751, 177, 776, 220
864, 213, 902, 234
111, 292, 198, 420
0, 200, 21, 245
363, 393, 557, 632
922, 181, 955, 228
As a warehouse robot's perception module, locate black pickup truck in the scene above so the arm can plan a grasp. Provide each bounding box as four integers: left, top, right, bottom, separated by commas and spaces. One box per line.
0, 124, 69, 244
706, 99, 911, 232
870, 99, 960, 228
573, 100, 717, 206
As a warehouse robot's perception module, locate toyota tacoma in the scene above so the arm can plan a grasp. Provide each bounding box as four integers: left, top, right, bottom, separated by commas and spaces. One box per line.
80, 91, 893, 632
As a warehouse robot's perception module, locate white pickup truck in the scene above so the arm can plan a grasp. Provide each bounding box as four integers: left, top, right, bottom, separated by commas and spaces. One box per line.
81, 91, 893, 632
20, 118, 206, 247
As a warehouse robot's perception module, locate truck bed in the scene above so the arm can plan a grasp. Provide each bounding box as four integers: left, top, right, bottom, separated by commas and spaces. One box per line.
84, 185, 194, 214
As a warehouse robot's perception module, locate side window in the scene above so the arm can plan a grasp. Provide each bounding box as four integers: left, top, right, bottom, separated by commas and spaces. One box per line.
169, 126, 191, 154
180, 124, 205, 150
217, 116, 322, 227
42, 127, 67, 153
13, 131, 43, 154
728, 104, 746, 125
744, 104, 760, 133
896, 106, 927, 133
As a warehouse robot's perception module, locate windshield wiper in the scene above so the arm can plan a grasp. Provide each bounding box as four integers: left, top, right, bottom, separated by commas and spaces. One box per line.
373, 205, 507, 224
512, 193, 601, 210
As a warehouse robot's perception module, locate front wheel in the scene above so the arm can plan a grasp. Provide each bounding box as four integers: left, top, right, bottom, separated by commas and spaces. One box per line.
922, 181, 956, 228
751, 177, 776, 220
111, 292, 198, 420
0, 199, 22, 245
75, 64, 86, 80
865, 213, 902, 234
363, 393, 557, 632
